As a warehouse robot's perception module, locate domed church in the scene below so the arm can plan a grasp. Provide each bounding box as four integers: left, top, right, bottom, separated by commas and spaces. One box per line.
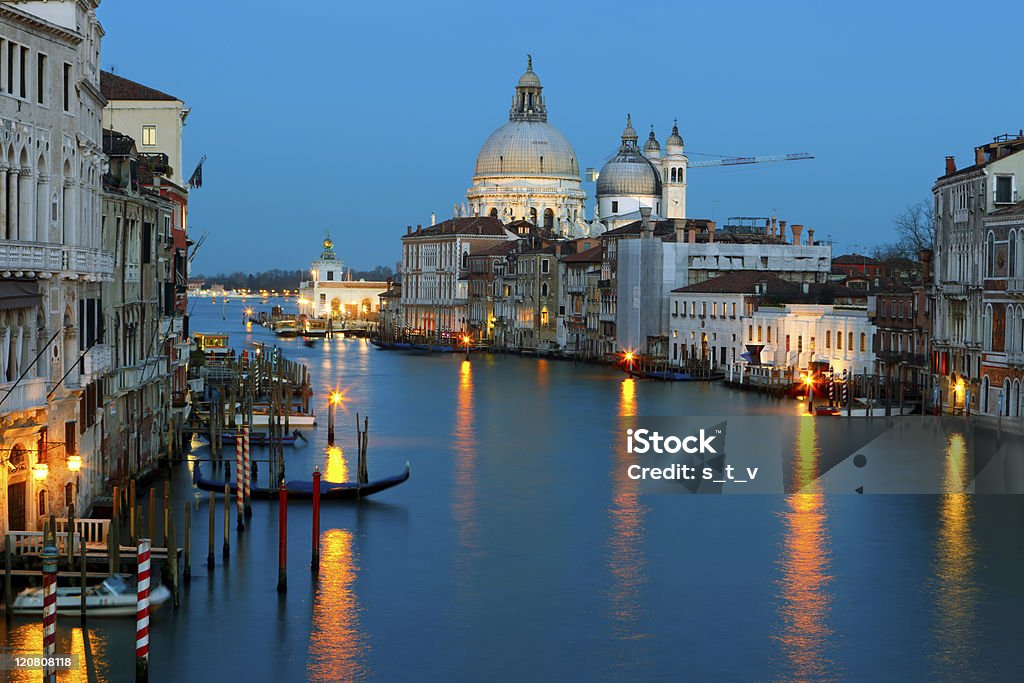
467, 57, 590, 236
595, 116, 688, 231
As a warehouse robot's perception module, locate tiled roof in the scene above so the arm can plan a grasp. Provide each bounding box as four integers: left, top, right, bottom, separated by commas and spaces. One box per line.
406, 216, 508, 238
102, 128, 135, 156
474, 240, 521, 256
561, 245, 603, 264
100, 71, 179, 101
671, 271, 794, 294
833, 253, 879, 265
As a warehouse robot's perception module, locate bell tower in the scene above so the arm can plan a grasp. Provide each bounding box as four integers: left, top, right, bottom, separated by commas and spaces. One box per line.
662, 120, 687, 219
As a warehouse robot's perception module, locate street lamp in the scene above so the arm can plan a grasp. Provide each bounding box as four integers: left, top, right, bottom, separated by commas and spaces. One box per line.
32, 462, 49, 481
462, 334, 472, 360
623, 350, 635, 375
803, 372, 815, 413
328, 390, 343, 444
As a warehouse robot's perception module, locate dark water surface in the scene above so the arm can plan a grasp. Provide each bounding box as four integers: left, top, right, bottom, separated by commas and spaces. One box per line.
4, 297, 1024, 682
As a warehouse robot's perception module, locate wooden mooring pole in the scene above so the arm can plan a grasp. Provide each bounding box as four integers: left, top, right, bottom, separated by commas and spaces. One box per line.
277, 482, 288, 593
223, 484, 230, 559
183, 504, 191, 583
207, 492, 215, 570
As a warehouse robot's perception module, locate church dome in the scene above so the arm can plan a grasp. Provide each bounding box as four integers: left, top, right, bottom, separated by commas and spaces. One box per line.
597, 115, 662, 197
643, 128, 661, 154
473, 57, 580, 181
474, 121, 580, 180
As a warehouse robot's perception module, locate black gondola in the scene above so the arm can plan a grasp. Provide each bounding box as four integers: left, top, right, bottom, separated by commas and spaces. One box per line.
192, 462, 410, 500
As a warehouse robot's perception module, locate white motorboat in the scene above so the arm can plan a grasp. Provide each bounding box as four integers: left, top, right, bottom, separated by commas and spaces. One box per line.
12, 574, 171, 617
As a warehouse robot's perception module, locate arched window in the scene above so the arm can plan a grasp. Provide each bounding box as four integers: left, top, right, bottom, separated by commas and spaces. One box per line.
543, 208, 554, 229
860, 333, 866, 353
1010, 230, 1017, 277
38, 489, 47, 517
767, 327, 772, 343
825, 330, 831, 349
757, 325, 762, 342
848, 332, 854, 352
837, 331, 842, 350
529, 207, 538, 225
748, 325, 753, 341
987, 232, 996, 276
541, 282, 549, 297
489, 208, 498, 219
670, 168, 676, 182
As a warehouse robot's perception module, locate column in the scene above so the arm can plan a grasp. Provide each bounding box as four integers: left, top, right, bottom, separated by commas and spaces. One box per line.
0, 166, 6, 239
19, 168, 33, 242
9, 167, 19, 241
36, 174, 49, 244
63, 177, 75, 246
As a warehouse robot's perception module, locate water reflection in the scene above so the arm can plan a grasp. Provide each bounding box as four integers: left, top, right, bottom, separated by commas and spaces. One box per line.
774, 416, 839, 681
308, 529, 366, 681
931, 432, 979, 679
606, 378, 647, 640
452, 360, 477, 550
323, 445, 350, 483
2, 623, 109, 682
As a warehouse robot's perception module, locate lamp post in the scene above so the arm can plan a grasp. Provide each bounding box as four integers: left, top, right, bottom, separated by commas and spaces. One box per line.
803, 372, 815, 413
328, 390, 342, 445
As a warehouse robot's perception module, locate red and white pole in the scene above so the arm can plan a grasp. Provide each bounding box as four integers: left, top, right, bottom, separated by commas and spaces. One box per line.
136, 538, 151, 682
235, 434, 245, 530
243, 425, 252, 518
41, 542, 58, 683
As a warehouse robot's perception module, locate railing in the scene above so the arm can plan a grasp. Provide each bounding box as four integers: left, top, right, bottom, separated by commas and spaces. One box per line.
114, 365, 143, 393
48, 518, 110, 546
160, 317, 184, 337
4, 531, 81, 557
0, 377, 48, 416
81, 343, 112, 380
1007, 351, 1024, 366
0, 240, 114, 277
1008, 278, 1024, 293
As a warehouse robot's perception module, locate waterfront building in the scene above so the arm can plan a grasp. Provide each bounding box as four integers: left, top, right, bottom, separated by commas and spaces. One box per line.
594, 116, 687, 230
100, 70, 189, 187
466, 58, 590, 237
612, 214, 832, 358
560, 244, 602, 356
464, 240, 517, 344
751, 303, 875, 375
932, 132, 1024, 415
510, 242, 564, 351
298, 235, 387, 320
869, 276, 930, 401
99, 129, 181, 481
399, 217, 515, 340
980, 201, 1024, 416
377, 281, 402, 341
0, 0, 110, 533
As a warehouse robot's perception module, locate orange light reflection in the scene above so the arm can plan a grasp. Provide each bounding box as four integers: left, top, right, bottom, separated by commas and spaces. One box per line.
307, 529, 366, 681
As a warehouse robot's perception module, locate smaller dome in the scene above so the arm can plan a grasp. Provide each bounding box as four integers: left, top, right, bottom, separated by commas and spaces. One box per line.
518, 54, 541, 88
644, 128, 660, 153
666, 121, 684, 149
621, 113, 637, 144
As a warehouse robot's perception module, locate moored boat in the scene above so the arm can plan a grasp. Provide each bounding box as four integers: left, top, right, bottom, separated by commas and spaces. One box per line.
11, 574, 171, 617
192, 462, 410, 500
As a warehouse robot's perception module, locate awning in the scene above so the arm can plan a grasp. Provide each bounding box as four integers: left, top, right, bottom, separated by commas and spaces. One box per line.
0, 281, 41, 310
742, 344, 765, 365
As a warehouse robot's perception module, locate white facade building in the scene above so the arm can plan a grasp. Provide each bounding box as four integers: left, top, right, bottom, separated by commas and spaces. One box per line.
298, 235, 387, 320
0, 0, 110, 533
751, 304, 875, 375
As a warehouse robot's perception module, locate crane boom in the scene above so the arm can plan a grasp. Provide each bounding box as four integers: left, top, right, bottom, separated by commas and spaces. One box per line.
688, 152, 814, 169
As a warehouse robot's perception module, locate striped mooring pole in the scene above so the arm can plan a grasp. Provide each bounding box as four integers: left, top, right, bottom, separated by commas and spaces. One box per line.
41, 540, 59, 683
243, 425, 252, 518
136, 538, 151, 682
828, 371, 835, 405
235, 434, 245, 530
842, 369, 849, 405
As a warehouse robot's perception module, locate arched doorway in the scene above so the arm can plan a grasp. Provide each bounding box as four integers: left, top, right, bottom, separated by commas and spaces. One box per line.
529, 207, 538, 225
330, 298, 341, 319
981, 375, 990, 414
7, 444, 27, 530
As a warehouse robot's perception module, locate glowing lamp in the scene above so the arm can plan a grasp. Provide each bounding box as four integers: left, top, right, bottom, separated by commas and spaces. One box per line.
330, 391, 343, 406
623, 351, 635, 363
32, 463, 49, 481
67, 454, 82, 473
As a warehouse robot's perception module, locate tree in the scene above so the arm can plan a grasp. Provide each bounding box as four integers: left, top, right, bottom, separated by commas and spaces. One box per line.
893, 200, 936, 256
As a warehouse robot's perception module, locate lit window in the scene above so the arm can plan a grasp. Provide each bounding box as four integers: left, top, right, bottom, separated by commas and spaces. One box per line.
142, 125, 157, 147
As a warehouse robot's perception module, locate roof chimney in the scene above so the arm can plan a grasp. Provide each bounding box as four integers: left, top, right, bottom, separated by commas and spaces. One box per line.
688, 224, 696, 244
431, 212, 437, 226
807, 227, 814, 246
771, 217, 778, 238
945, 156, 956, 175
778, 221, 787, 242
707, 220, 716, 244
791, 224, 803, 246
975, 147, 985, 166
673, 218, 686, 244
640, 206, 653, 238
406, 225, 412, 235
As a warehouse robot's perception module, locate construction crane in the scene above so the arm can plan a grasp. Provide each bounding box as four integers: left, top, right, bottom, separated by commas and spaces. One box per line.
688, 152, 813, 168
586, 152, 813, 181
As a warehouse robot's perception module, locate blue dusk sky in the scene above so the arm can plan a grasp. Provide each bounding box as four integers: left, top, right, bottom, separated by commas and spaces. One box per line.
100, 0, 1024, 275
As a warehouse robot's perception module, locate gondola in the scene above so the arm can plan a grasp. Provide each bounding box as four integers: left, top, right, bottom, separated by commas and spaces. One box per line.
191, 462, 410, 500
370, 340, 420, 351
219, 429, 306, 446
626, 368, 725, 382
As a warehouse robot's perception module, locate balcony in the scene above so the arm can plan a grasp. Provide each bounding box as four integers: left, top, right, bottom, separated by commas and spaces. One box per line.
0, 377, 48, 417
0, 241, 114, 279
1008, 278, 1024, 294
113, 365, 143, 394
159, 317, 184, 338
81, 344, 112, 381
1007, 351, 1024, 366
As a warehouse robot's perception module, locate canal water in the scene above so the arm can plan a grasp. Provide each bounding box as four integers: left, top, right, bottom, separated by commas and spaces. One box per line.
4, 296, 1024, 681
